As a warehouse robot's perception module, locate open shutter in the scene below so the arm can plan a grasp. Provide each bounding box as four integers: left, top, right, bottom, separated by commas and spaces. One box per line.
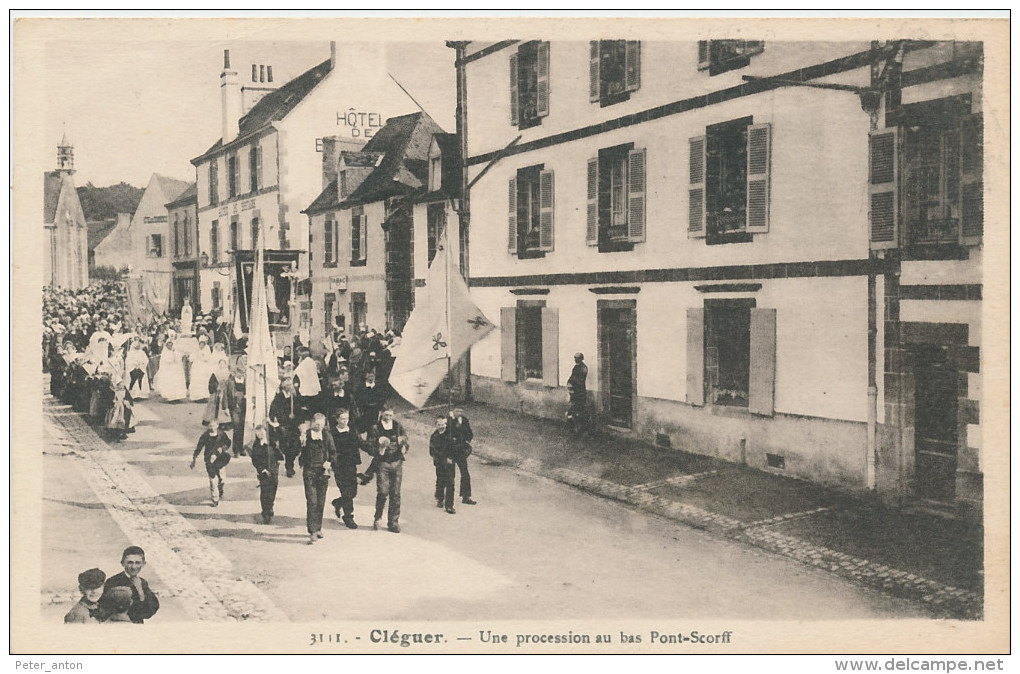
538, 170, 555, 251
749, 308, 776, 416
256, 146, 263, 189
627, 148, 646, 242
536, 42, 551, 118
586, 157, 599, 246
508, 177, 518, 254
959, 113, 983, 244
686, 308, 705, 406
688, 136, 706, 238
589, 41, 601, 103
541, 307, 559, 387
868, 128, 899, 249
697, 41, 711, 70
509, 52, 519, 126
500, 307, 517, 382
625, 40, 641, 92
746, 122, 771, 234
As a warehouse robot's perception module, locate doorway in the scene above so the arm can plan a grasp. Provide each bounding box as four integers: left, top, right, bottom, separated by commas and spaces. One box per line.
913, 344, 958, 501
598, 300, 636, 429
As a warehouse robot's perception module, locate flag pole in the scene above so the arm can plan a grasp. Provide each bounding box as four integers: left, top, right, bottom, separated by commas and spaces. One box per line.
445, 228, 453, 415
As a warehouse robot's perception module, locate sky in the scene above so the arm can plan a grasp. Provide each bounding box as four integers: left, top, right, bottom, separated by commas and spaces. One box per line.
43, 38, 456, 188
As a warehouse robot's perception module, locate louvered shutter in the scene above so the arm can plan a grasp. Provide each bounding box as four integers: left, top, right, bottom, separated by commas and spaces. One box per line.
959, 114, 983, 244
749, 308, 776, 416
697, 41, 711, 70
868, 128, 899, 249
586, 157, 599, 246
627, 148, 646, 242
539, 170, 555, 251
508, 177, 518, 254
541, 307, 559, 387
686, 308, 705, 406
536, 42, 551, 118
500, 307, 517, 382
625, 40, 641, 92
589, 41, 601, 103
688, 136, 706, 238
509, 53, 519, 127
746, 122, 771, 233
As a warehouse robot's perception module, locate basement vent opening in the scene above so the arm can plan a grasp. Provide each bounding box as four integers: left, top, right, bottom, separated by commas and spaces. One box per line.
655, 433, 671, 449
766, 453, 785, 469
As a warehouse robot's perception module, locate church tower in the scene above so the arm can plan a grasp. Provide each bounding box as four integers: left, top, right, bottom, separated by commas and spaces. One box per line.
57, 131, 74, 174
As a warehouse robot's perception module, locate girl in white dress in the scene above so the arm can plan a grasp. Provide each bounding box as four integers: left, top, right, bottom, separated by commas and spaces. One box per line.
153, 338, 188, 402
125, 339, 151, 399
187, 336, 215, 402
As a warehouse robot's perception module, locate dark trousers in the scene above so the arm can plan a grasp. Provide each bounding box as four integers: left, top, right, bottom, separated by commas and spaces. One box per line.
275, 430, 299, 474
331, 466, 359, 518
303, 470, 329, 534
129, 369, 144, 391
455, 457, 472, 498
435, 462, 455, 508
232, 409, 246, 456
374, 460, 403, 527
258, 470, 279, 521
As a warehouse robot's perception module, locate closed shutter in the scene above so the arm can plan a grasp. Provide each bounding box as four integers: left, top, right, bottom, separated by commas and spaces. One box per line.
868, 128, 899, 248
697, 41, 711, 70
686, 308, 705, 406
749, 308, 776, 416
539, 170, 555, 251
509, 52, 519, 126
324, 220, 333, 263
627, 148, 646, 242
688, 135, 707, 238
541, 307, 559, 387
589, 41, 601, 103
959, 113, 983, 244
536, 42, 551, 118
586, 157, 599, 246
746, 123, 772, 233
508, 177, 518, 254
625, 40, 641, 92
500, 307, 517, 382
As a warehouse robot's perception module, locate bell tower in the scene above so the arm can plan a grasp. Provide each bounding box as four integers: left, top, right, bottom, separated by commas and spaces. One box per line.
57, 131, 74, 174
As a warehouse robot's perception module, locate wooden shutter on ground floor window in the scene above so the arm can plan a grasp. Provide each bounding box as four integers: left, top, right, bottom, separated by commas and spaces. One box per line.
868, 128, 899, 249
749, 308, 776, 416
625, 40, 641, 92
688, 136, 706, 238
746, 122, 771, 234
509, 52, 519, 127
508, 177, 518, 254
627, 147, 646, 242
589, 41, 601, 103
539, 170, 555, 251
586, 157, 599, 246
541, 307, 559, 387
536, 42, 551, 118
501, 307, 517, 382
686, 308, 705, 406
959, 113, 983, 244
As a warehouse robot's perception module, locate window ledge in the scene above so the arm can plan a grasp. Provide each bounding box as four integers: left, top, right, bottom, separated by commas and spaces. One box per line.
598, 239, 635, 253
706, 231, 754, 246
350, 259, 367, 267
599, 90, 631, 108
518, 249, 546, 260
323, 261, 339, 269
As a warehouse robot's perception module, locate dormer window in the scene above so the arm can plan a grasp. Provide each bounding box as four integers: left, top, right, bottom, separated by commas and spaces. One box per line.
429, 154, 442, 192
340, 170, 349, 198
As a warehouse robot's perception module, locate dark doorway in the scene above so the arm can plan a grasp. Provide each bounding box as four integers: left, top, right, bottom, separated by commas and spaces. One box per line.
913, 345, 959, 501
705, 298, 754, 407
598, 302, 636, 428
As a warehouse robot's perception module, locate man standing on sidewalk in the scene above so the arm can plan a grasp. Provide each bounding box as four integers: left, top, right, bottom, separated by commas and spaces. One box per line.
430, 416, 457, 514
300, 412, 336, 544
449, 408, 476, 506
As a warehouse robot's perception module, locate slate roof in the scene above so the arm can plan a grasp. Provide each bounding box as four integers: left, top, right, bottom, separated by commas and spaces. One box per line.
152, 175, 193, 205
87, 219, 118, 251
43, 171, 64, 224
165, 183, 198, 209
340, 152, 384, 168
193, 58, 333, 164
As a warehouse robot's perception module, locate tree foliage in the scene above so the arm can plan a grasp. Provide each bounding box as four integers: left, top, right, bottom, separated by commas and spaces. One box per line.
77, 182, 144, 221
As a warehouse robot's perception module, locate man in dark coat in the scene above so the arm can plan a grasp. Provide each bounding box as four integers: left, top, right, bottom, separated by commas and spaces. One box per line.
430, 416, 457, 514
250, 424, 284, 524
329, 409, 362, 529
448, 408, 476, 505
269, 377, 300, 477
300, 413, 336, 544
97, 546, 159, 624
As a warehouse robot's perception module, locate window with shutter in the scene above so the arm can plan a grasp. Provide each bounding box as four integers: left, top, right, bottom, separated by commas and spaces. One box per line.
586, 158, 599, 246
250, 144, 260, 193
748, 308, 776, 417
539, 170, 555, 251
500, 307, 517, 382
686, 308, 705, 406
627, 148, 646, 242
688, 136, 707, 238
516, 302, 544, 381
507, 177, 517, 254
509, 53, 519, 127
590, 40, 641, 106
209, 159, 219, 206
536, 42, 550, 118
592, 143, 643, 251
511, 165, 551, 257
210, 220, 219, 263
511, 41, 549, 129
541, 307, 559, 387
869, 128, 898, 249
700, 40, 765, 75
324, 219, 334, 265
746, 123, 771, 234
704, 299, 754, 407
959, 113, 983, 244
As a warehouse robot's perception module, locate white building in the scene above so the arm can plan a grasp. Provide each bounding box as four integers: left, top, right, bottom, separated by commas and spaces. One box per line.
43, 135, 89, 290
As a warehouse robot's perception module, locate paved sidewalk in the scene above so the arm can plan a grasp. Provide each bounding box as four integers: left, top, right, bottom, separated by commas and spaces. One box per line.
399, 400, 983, 620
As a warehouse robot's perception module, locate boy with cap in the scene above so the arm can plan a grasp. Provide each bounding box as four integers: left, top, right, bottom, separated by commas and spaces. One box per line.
300, 412, 336, 544
98, 546, 159, 623
101, 587, 135, 623
191, 422, 232, 506
63, 567, 106, 623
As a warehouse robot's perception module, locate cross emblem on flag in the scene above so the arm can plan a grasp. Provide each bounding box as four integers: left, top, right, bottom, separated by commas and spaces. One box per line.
432, 332, 447, 350
467, 315, 491, 330
413, 378, 430, 392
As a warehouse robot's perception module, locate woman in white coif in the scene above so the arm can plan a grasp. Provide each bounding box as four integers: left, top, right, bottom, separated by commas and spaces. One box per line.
153, 338, 188, 402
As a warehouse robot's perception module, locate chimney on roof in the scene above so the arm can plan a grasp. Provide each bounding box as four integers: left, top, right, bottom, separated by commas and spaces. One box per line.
330, 41, 337, 69
220, 49, 242, 144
